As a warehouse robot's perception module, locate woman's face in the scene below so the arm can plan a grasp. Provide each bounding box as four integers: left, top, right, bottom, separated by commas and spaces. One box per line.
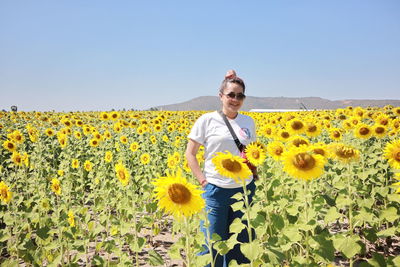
219, 82, 245, 116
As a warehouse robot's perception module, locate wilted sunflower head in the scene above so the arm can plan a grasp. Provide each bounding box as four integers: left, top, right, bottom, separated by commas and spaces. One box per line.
152, 169, 205, 219
329, 143, 360, 163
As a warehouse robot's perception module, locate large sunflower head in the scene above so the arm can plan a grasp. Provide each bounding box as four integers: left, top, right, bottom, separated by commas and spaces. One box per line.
384, 139, 400, 169
212, 151, 252, 183
329, 143, 360, 163
282, 146, 326, 181
2, 140, 16, 153
244, 142, 267, 167
152, 169, 205, 219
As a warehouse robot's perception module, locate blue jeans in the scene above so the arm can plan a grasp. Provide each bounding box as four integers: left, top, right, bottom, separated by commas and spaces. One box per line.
199, 180, 256, 267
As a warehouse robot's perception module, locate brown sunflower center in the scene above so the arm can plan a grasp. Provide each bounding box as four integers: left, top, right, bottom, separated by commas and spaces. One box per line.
118, 170, 126, 180
265, 128, 272, 135
359, 127, 370, 135
7, 143, 14, 149
313, 148, 325, 156
281, 132, 290, 139
221, 159, 242, 173
292, 139, 308, 147
275, 147, 283, 155
293, 153, 316, 170
168, 183, 191, 204
291, 121, 304, 130
0, 188, 7, 198
251, 150, 260, 159
380, 119, 389, 126
393, 150, 400, 162
375, 127, 385, 134
307, 125, 317, 132
333, 131, 341, 138
336, 146, 356, 159
338, 115, 347, 120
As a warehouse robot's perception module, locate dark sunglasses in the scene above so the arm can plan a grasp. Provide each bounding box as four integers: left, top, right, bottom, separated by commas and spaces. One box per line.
221, 92, 246, 100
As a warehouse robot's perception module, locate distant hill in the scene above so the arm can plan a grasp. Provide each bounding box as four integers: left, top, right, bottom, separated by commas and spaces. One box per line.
155, 96, 400, 111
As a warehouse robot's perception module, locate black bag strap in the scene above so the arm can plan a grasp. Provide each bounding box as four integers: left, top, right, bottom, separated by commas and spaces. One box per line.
218, 110, 245, 152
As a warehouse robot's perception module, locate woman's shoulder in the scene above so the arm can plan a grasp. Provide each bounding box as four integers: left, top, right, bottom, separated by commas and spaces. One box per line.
196, 111, 219, 121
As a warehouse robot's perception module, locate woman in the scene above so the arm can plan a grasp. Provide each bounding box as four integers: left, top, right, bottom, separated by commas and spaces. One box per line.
185, 70, 257, 267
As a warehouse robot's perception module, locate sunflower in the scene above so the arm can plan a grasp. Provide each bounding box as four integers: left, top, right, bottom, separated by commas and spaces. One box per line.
84, 160, 93, 172
51, 178, 61, 195
267, 141, 285, 161
305, 122, 321, 137
152, 169, 205, 219
167, 154, 178, 170
354, 124, 372, 139
329, 143, 360, 163
329, 128, 343, 141
100, 112, 109, 120
67, 210, 75, 227
140, 153, 151, 165
74, 131, 82, 139
245, 142, 267, 166
310, 143, 330, 158
104, 151, 113, 163
0, 181, 12, 203
71, 159, 80, 169
89, 138, 99, 147
150, 135, 157, 144
57, 134, 68, 149
287, 136, 310, 148
110, 111, 120, 120
153, 124, 162, 132
120, 135, 128, 144
212, 151, 252, 183
282, 146, 326, 181
9, 130, 24, 144
58, 169, 65, 176
130, 142, 139, 153
384, 139, 400, 169
11, 152, 23, 166
260, 125, 275, 138
115, 162, 130, 186
276, 129, 291, 142
375, 114, 390, 126
2, 140, 16, 153
372, 124, 387, 139
286, 119, 305, 135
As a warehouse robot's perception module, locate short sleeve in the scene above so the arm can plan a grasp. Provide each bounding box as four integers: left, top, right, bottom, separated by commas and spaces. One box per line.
250, 118, 257, 142
188, 115, 207, 145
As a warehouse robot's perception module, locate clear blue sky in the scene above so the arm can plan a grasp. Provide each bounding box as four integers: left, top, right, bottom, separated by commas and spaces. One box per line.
1, 0, 399, 111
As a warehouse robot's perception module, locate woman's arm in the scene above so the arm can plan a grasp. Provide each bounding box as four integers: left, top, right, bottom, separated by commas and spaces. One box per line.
185, 139, 208, 188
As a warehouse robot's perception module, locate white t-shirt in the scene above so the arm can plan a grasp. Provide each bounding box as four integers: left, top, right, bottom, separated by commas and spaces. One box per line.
188, 111, 256, 188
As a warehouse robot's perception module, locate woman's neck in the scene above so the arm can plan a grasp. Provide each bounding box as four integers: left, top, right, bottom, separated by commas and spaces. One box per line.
222, 109, 238, 119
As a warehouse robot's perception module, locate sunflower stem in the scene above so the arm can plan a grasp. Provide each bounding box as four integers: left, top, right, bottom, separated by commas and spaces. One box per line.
347, 163, 354, 267
242, 179, 255, 267
303, 180, 310, 266
184, 216, 192, 267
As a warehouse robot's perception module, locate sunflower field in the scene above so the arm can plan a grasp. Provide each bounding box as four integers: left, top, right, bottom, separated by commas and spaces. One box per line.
0, 106, 400, 266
